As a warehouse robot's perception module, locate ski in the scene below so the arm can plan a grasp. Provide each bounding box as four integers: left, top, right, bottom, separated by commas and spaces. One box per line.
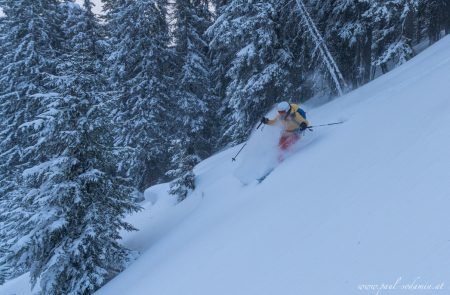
257, 168, 274, 183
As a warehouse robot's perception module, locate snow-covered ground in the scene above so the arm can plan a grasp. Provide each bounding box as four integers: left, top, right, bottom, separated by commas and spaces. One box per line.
2, 36, 450, 295
97, 35, 450, 295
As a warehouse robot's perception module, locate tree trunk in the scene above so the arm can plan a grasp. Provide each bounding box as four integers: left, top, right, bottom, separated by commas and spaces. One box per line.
362, 27, 372, 84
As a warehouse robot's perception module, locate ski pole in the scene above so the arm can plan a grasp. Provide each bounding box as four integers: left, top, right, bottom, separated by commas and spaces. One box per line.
307, 121, 344, 130
232, 143, 247, 162
256, 121, 264, 130
232, 120, 266, 161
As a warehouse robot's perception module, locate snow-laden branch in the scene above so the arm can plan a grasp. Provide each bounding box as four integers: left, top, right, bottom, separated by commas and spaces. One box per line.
295, 0, 347, 96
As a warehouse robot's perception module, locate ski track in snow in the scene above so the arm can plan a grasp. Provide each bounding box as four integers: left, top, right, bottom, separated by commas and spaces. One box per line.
3, 36, 450, 295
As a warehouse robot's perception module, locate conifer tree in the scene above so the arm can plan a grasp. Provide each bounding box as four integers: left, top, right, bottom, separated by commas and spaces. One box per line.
370, 0, 417, 73
106, 0, 174, 191
305, 0, 373, 87
0, 6, 10, 284
166, 140, 199, 202
207, 0, 297, 145
309, 0, 418, 84
0, 0, 63, 281
1, 1, 140, 293
418, 0, 450, 43
166, 0, 214, 201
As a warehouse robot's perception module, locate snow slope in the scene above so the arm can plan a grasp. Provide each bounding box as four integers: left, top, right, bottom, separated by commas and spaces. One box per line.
95, 36, 450, 295
2, 36, 450, 295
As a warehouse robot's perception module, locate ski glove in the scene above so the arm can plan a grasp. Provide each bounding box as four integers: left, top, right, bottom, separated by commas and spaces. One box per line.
299, 122, 308, 131
261, 117, 269, 124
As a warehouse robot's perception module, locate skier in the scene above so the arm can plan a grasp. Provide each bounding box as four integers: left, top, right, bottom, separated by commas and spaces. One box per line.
261, 101, 309, 158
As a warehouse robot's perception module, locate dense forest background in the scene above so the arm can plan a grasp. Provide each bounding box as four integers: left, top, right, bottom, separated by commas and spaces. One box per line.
1, 0, 449, 294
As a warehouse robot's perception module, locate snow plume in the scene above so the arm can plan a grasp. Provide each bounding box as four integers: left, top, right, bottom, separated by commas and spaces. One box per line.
232, 106, 319, 185
233, 110, 281, 185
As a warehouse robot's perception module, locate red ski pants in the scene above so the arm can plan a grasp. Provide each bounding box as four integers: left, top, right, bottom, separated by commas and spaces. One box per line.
278, 132, 300, 151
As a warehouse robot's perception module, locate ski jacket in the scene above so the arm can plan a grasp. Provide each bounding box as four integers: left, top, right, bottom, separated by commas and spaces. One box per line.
267, 103, 309, 132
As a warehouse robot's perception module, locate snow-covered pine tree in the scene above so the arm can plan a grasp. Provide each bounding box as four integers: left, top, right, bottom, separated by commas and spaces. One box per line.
310, 0, 418, 84
370, 0, 417, 73
105, 0, 175, 191
0, 0, 63, 282
275, 0, 313, 97
0, 6, 9, 284
308, 0, 373, 87
1, 1, 140, 294
166, 0, 214, 201
166, 140, 200, 202
207, 2, 232, 147
294, 0, 347, 95
417, 0, 450, 43
207, 0, 297, 145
